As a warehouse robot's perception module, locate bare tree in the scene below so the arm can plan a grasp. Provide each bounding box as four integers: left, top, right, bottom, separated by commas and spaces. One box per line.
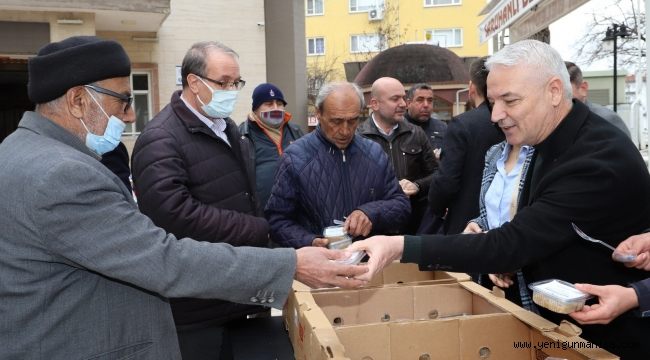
573, 0, 645, 67
352, 1, 409, 62
306, 55, 341, 110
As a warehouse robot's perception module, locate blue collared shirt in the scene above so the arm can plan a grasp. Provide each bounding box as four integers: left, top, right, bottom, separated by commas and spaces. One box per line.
485, 144, 534, 229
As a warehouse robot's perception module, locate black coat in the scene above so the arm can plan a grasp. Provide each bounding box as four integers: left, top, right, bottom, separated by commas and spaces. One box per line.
357, 118, 435, 234
132, 91, 269, 327
405, 101, 650, 358
100, 141, 132, 193
428, 102, 504, 234
239, 118, 304, 212
405, 113, 447, 151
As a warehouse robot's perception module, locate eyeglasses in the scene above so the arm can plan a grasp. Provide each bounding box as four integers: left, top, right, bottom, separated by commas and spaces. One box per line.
198, 75, 246, 90
84, 84, 133, 113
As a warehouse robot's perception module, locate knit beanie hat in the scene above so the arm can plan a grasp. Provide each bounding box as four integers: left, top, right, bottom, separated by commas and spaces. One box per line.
251, 83, 287, 110
28, 36, 131, 104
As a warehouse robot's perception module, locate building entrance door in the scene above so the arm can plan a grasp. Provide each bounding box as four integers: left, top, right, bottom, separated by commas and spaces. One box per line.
0, 59, 32, 142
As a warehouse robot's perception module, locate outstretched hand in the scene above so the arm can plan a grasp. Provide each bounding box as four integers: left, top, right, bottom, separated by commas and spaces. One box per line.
295, 246, 368, 289
569, 283, 639, 325
347, 235, 405, 281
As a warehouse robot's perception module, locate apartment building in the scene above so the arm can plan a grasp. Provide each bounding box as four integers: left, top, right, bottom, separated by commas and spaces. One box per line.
305, 0, 488, 82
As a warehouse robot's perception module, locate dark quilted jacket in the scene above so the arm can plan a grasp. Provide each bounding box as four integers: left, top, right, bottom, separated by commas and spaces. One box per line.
265, 127, 411, 248
131, 91, 268, 327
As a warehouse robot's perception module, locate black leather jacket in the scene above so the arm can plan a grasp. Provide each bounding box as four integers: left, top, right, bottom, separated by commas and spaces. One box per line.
357, 117, 436, 197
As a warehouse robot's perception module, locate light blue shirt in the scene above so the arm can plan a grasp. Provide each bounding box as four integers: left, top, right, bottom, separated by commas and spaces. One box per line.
485, 144, 533, 229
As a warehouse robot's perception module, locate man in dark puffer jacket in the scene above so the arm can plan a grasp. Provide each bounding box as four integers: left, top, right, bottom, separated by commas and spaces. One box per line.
132, 41, 269, 360
265, 82, 411, 248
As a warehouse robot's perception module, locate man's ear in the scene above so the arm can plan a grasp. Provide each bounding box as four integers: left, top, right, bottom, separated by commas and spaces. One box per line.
579, 80, 589, 100
468, 81, 477, 103
548, 77, 564, 106
369, 97, 379, 111
67, 86, 87, 119
187, 74, 202, 94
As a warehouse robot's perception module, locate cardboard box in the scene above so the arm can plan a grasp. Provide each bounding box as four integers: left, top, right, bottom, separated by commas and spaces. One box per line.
366, 262, 471, 287
292, 263, 471, 294
285, 275, 618, 360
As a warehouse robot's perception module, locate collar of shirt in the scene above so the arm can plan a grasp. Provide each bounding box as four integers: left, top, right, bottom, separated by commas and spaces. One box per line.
498, 144, 533, 162
180, 93, 230, 146
485, 144, 533, 229
371, 113, 399, 136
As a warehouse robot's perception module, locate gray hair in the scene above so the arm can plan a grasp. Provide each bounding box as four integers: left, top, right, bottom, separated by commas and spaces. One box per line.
486, 40, 572, 100
35, 81, 105, 112
315, 82, 365, 113
181, 41, 239, 88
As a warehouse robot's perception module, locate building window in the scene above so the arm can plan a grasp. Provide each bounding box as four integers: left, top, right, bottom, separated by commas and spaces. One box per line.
124, 72, 152, 135
349, 0, 384, 13
426, 28, 463, 48
350, 34, 386, 53
433, 95, 453, 121
306, 0, 324, 15
424, 0, 461, 6
307, 37, 325, 56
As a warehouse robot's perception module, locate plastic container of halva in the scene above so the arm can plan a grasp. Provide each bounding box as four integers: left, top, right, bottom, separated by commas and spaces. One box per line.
323, 225, 353, 250
528, 279, 592, 314
333, 250, 366, 265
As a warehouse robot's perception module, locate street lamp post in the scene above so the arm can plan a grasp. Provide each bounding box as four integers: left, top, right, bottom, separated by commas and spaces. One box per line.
602, 24, 632, 112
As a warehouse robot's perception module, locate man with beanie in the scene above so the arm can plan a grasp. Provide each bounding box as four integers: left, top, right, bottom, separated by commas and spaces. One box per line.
239, 83, 304, 213
0, 36, 367, 360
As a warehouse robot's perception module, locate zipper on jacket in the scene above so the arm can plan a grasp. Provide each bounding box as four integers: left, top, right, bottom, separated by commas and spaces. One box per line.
341, 148, 353, 214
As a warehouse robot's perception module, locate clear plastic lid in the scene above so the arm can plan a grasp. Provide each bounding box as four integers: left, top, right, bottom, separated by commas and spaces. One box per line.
333, 250, 366, 265
528, 279, 592, 314
323, 225, 347, 238
328, 237, 353, 250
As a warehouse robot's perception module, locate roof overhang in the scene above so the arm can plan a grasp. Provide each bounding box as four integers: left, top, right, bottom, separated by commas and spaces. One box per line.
0, 0, 170, 32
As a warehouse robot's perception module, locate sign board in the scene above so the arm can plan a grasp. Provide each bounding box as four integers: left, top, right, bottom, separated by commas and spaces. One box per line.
307, 116, 318, 127
175, 65, 182, 86
479, 0, 545, 44
508, 0, 588, 42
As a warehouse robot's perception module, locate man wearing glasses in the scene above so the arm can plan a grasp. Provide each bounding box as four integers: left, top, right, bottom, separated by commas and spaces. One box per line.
131, 41, 272, 360
82, 84, 136, 194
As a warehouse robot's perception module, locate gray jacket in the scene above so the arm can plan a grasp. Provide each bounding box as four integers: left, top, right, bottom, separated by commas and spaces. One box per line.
0, 112, 296, 359
586, 100, 631, 138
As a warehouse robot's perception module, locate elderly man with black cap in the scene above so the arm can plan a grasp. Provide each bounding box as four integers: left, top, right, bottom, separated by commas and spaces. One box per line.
0, 36, 367, 360
239, 83, 304, 213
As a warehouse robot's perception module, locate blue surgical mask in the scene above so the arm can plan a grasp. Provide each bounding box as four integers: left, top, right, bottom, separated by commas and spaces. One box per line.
79, 89, 126, 155
196, 77, 239, 119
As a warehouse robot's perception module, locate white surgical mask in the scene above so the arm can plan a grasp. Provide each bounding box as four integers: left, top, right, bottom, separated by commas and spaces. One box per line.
196, 77, 239, 118
259, 109, 285, 128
